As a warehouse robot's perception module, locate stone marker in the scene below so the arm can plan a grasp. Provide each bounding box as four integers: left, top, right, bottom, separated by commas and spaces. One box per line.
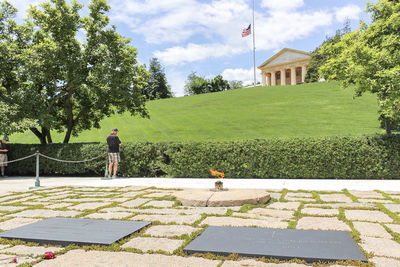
0, 217, 150, 246
184, 226, 367, 263
174, 189, 270, 207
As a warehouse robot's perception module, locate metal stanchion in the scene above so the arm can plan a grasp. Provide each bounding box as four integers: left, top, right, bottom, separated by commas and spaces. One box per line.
102, 159, 111, 180
2, 151, 105, 189
29, 151, 43, 189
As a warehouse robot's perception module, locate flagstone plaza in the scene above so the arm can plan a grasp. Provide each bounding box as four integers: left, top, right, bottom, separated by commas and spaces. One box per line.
0, 179, 399, 266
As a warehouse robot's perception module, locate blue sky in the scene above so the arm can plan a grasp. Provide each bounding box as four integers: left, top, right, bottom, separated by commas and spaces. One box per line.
9, 0, 377, 96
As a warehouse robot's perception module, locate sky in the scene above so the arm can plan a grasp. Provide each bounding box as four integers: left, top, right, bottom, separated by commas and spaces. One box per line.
8, 0, 377, 97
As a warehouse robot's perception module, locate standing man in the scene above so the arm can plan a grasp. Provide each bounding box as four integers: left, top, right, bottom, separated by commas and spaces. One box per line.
0, 137, 9, 177
107, 128, 122, 179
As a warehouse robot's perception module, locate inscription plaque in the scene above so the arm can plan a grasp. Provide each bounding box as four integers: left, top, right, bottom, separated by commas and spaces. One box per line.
0, 217, 150, 246
184, 226, 367, 263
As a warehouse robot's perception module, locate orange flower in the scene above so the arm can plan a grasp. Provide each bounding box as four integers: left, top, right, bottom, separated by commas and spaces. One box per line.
210, 169, 224, 179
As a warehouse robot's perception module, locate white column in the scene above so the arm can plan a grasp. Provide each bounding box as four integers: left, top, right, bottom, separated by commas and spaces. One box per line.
266, 73, 271, 86
262, 72, 267, 86
271, 71, 276, 86
301, 65, 307, 83
291, 67, 296, 85
280, 69, 286, 85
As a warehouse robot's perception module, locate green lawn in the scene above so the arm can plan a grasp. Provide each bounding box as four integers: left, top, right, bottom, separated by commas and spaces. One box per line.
12, 81, 382, 143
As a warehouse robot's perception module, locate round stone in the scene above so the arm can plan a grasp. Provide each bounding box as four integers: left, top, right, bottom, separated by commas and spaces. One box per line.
173, 189, 270, 207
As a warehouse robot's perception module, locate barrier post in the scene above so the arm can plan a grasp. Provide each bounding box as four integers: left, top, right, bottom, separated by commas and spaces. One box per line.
29, 151, 42, 189
102, 159, 111, 180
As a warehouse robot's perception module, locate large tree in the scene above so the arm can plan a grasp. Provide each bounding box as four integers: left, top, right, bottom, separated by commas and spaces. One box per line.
0, 0, 148, 144
184, 72, 209, 95
305, 20, 351, 83
0, 2, 37, 136
184, 72, 230, 95
229, 80, 243, 90
319, 0, 400, 134
209, 75, 230, 93
143, 58, 173, 100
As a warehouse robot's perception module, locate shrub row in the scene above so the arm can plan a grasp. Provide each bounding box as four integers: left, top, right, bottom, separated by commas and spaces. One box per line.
7, 135, 400, 179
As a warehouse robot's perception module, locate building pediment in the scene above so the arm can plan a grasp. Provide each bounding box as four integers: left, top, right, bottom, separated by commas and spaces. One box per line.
258, 48, 311, 69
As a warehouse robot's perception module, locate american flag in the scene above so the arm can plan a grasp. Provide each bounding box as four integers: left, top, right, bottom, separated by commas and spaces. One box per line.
242, 24, 251, 37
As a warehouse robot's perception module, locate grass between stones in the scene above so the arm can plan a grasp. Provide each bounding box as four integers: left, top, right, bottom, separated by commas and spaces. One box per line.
226, 209, 234, 216
336, 207, 376, 264
375, 203, 400, 225
343, 189, 359, 203
175, 227, 207, 256
149, 196, 176, 201
311, 191, 322, 203
238, 203, 268, 213
191, 214, 208, 227
381, 224, 400, 244
287, 202, 304, 229
377, 190, 400, 204
0, 186, 399, 266
279, 189, 288, 202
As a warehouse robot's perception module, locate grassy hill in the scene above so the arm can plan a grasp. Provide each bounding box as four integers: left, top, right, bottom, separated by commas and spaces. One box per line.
12, 81, 382, 143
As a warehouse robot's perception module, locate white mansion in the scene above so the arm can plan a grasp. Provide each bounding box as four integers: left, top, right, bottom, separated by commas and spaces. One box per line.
258, 48, 311, 86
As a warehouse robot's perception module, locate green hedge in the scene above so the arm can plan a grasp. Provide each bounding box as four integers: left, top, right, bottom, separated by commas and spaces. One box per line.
6, 135, 400, 179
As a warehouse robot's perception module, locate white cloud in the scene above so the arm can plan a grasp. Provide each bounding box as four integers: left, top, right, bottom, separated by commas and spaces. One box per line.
112, 0, 331, 66
260, 0, 304, 11
222, 68, 253, 81
162, 7, 331, 65
154, 43, 246, 66
335, 4, 362, 22
110, 0, 249, 44
166, 70, 187, 97
255, 10, 332, 50
222, 67, 256, 86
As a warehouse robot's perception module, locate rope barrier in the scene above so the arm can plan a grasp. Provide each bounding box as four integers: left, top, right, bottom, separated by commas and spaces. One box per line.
1, 152, 106, 189
0, 153, 37, 164
1, 153, 105, 164
38, 153, 105, 163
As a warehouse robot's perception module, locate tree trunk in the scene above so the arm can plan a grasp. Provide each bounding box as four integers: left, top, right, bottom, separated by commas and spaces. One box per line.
385, 116, 392, 135
30, 127, 47, 144
63, 126, 73, 144
63, 94, 74, 144
42, 127, 53, 144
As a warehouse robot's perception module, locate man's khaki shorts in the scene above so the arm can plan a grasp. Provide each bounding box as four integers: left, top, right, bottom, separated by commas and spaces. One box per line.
108, 153, 120, 163
0, 154, 8, 167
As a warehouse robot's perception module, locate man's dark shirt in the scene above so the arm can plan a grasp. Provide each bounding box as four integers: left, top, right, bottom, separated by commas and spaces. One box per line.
0, 142, 7, 155
107, 134, 121, 153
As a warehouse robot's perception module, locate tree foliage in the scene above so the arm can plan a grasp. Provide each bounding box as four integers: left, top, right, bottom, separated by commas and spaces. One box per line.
143, 57, 173, 100
184, 72, 208, 95
319, 0, 400, 134
184, 72, 230, 95
0, 2, 37, 136
305, 20, 351, 83
229, 80, 243, 90
0, 0, 148, 144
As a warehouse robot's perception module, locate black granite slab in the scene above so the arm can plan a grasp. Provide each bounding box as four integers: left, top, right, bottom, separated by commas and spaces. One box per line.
184, 226, 367, 263
0, 217, 150, 246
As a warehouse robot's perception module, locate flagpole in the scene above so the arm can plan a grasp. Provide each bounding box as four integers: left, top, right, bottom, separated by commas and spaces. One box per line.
252, 0, 256, 87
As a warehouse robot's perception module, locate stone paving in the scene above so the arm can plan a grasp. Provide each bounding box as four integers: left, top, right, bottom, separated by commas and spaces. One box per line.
0, 186, 398, 266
